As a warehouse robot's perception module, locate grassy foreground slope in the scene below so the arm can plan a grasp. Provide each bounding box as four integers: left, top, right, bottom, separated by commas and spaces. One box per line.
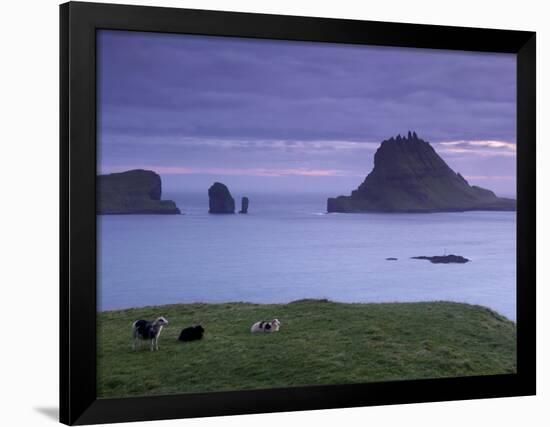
98, 300, 516, 398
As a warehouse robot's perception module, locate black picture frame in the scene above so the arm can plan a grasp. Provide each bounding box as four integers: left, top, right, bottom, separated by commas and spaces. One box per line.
60, 1, 536, 425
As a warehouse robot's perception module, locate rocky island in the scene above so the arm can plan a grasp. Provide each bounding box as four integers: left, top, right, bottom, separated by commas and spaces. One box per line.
412, 255, 470, 264
97, 169, 181, 214
208, 182, 235, 214
327, 132, 516, 213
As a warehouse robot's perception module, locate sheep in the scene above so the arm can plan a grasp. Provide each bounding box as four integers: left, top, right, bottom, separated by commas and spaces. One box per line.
132, 316, 168, 351
178, 325, 205, 342
250, 319, 281, 333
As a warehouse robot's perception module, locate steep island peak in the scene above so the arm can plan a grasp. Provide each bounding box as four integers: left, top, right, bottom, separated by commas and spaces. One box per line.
327, 132, 515, 213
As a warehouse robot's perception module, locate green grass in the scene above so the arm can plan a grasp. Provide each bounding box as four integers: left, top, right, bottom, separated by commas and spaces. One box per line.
97, 300, 516, 398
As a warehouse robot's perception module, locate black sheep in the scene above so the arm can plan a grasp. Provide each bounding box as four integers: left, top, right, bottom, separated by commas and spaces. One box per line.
178, 325, 205, 342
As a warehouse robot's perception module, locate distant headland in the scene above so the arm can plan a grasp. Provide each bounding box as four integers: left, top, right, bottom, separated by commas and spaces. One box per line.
97, 169, 181, 214
327, 132, 516, 213
97, 171, 252, 216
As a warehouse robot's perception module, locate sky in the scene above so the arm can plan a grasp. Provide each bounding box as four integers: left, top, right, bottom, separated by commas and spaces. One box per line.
97, 30, 517, 197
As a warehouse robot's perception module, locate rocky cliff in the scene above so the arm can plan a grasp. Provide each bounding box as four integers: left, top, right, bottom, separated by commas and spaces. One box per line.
327, 132, 516, 213
208, 182, 235, 214
97, 169, 181, 214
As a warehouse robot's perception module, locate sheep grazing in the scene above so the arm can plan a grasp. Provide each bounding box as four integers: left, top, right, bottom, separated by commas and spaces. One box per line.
132, 316, 168, 351
178, 325, 205, 342
250, 319, 281, 333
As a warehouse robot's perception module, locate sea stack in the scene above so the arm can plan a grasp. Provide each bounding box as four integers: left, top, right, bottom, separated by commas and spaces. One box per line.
97, 169, 181, 214
239, 197, 249, 214
327, 132, 516, 213
208, 182, 235, 214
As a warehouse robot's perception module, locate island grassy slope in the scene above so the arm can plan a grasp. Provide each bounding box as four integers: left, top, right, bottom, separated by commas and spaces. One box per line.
98, 300, 516, 398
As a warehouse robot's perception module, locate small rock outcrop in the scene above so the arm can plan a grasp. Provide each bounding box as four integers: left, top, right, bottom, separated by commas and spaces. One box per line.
327, 132, 516, 213
97, 169, 181, 214
208, 182, 235, 214
412, 255, 469, 264
239, 197, 249, 214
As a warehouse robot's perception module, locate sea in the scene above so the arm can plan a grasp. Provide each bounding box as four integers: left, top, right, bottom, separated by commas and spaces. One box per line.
97, 193, 516, 321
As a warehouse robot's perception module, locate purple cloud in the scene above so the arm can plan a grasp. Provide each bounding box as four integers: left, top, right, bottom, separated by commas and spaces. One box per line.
97, 30, 516, 196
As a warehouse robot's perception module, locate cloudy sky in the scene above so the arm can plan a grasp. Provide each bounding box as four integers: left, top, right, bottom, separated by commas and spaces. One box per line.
97, 30, 516, 197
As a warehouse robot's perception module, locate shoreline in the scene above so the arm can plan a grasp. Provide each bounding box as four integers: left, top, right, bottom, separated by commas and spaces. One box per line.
97, 299, 514, 323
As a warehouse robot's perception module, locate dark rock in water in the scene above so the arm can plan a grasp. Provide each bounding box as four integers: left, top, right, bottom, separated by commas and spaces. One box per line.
239, 196, 249, 214
386, 257, 398, 261
412, 255, 470, 264
97, 169, 181, 214
327, 132, 516, 213
208, 182, 235, 214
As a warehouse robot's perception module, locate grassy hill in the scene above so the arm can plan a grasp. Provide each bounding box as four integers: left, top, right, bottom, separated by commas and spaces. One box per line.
97, 300, 516, 398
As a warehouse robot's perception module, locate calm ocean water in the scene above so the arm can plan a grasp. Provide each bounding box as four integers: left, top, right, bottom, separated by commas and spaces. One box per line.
97, 193, 516, 320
